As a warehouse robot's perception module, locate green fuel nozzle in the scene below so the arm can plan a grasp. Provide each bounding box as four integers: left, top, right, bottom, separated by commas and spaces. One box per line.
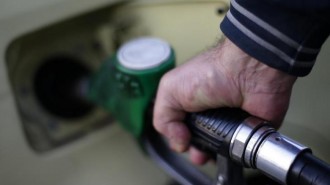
85, 37, 175, 137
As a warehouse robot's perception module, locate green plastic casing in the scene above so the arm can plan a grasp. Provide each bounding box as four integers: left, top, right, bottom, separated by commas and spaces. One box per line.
87, 47, 175, 137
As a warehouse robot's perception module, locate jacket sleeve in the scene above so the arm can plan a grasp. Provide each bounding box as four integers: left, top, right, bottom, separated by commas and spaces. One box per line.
220, 0, 330, 76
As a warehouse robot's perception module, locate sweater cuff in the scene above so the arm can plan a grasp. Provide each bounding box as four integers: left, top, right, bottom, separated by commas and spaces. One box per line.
220, 0, 330, 76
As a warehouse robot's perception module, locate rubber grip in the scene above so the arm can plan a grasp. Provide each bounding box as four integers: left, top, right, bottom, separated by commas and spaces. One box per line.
185, 108, 249, 156
288, 152, 330, 185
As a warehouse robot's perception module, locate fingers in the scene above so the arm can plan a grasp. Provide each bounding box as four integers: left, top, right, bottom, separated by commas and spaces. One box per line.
166, 120, 191, 152
153, 73, 191, 152
153, 49, 237, 155
154, 118, 191, 153
189, 147, 210, 165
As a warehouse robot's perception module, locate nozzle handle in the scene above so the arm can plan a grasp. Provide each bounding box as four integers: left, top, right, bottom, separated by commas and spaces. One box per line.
185, 108, 249, 156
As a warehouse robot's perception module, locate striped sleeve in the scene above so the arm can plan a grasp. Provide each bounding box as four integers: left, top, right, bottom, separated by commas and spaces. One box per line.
220, 0, 330, 76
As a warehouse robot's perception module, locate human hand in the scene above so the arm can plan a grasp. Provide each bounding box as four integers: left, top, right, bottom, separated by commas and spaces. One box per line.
153, 39, 297, 165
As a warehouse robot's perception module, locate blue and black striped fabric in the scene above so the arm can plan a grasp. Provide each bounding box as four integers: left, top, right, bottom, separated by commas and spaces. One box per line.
221, 0, 330, 76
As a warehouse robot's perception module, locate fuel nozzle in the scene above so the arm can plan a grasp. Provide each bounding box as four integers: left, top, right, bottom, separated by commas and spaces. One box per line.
186, 108, 330, 185
229, 116, 308, 183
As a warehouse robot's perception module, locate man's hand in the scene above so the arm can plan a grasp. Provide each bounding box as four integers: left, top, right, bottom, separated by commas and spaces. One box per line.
153, 39, 297, 165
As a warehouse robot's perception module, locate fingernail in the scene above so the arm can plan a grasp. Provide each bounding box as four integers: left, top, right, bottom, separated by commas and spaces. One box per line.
167, 123, 190, 152
170, 137, 189, 152
170, 142, 186, 152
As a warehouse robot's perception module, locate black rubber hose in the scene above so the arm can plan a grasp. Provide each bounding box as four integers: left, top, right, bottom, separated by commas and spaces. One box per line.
288, 151, 330, 185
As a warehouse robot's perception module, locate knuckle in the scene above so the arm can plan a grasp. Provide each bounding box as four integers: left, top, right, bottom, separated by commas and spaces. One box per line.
153, 119, 164, 134
158, 72, 174, 91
